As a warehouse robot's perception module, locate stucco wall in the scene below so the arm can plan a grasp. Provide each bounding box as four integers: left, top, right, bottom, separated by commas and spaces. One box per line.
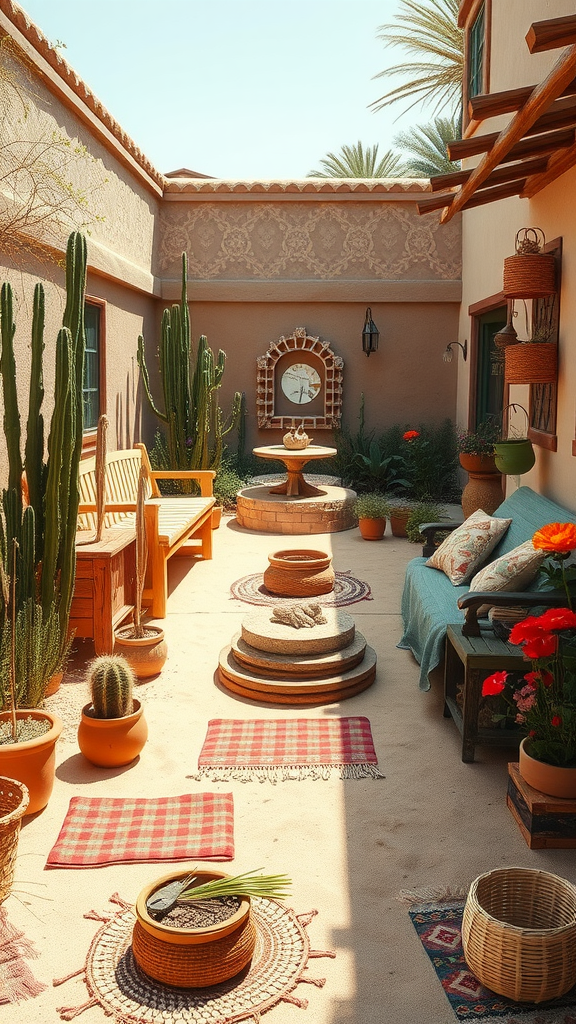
456, 0, 576, 510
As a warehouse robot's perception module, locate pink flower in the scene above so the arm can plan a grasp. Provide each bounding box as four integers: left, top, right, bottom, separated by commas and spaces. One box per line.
512, 688, 536, 713
482, 671, 508, 696
515, 713, 526, 724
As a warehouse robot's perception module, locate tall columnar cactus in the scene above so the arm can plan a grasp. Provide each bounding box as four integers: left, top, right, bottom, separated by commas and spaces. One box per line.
137, 253, 241, 476
88, 655, 135, 719
0, 231, 87, 660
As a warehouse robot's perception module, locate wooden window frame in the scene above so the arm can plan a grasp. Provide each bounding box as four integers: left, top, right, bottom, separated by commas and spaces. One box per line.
82, 296, 107, 458
462, 0, 492, 131
528, 236, 561, 453
467, 290, 507, 430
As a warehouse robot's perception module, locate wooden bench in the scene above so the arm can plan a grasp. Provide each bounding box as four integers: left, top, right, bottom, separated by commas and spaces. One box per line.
77, 444, 215, 619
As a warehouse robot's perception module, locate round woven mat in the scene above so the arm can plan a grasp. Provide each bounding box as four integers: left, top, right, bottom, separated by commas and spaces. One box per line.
82, 899, 315, 1024
230, 571, 372, 607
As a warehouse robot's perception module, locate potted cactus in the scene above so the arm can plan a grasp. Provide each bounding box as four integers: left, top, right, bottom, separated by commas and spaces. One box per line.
77, 655, 148, 768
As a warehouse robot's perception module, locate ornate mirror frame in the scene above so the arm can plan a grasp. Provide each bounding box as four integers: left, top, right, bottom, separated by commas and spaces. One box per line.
256, 327, 343, 429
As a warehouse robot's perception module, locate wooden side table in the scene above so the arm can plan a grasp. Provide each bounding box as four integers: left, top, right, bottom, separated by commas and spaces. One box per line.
70, 528, 136, 655
444, 624, 527, 763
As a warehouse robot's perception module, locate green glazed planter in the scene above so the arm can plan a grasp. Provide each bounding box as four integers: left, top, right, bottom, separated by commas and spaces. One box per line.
493, 439, 536, 476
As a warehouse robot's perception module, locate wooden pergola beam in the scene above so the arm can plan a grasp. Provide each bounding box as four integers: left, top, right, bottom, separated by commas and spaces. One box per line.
469, 80, 576, 121
522, 138, 576, 197
527, 15, 576, 54
417, 193, 455, 215
419, 171, 532, 216
441, 44, 576, 223
448, 125, 576, 163
429, 155, 549, 193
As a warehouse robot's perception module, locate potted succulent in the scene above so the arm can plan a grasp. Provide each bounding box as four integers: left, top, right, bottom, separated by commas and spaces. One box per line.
78, 654, 147, 768
114, 466, 167, 678
133, 867, 291, 988
353, 493, 389, 540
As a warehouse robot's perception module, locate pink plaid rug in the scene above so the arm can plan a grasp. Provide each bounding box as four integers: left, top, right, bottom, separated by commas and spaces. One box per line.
188, 717, 384, 782
46, 793, 234, 868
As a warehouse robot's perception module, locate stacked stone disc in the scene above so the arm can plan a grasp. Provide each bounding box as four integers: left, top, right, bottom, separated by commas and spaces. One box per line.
218, 609, 377, 705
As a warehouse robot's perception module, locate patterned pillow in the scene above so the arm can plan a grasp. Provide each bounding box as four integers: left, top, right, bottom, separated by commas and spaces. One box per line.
425, 509, 512, 586
469, 541, 546, 616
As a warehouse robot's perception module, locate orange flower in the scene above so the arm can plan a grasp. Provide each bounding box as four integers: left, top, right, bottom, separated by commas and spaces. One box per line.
403, 430, 420, 441
533, 522, 576, 554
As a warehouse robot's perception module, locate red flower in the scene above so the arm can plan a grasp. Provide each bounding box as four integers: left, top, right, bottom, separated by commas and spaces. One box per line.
403, 430, 420, 441
533, 523, 576, 554
536, 608, 576, 632
482, 670, 508, 696
509, 618, 558, 658
551, 715, 562, 727
522, 634, 557, 660
529, 730, 537, 738
509, 617, 546, 645
524, 670, 554, 689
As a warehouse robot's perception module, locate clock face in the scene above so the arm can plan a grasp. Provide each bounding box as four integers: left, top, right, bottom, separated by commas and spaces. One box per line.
280, 363, 322, 405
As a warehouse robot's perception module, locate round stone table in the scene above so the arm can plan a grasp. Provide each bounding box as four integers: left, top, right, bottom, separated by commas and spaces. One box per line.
252, 445, 337, 497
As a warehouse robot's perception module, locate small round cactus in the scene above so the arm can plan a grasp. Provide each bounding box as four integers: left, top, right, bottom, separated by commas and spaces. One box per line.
88, 655, 136, 719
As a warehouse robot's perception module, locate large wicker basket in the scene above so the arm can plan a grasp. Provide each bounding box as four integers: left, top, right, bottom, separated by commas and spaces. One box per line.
504, 342, 557, 384
0, 776, 29, 903
462, 867, 576, 1002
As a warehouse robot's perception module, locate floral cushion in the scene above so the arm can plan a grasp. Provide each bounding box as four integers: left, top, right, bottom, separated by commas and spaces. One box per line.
469, 540, 546, 616
425, 509, 512, 586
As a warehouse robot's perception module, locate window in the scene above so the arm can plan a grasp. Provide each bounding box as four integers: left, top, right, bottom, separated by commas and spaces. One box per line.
467, 3, 485, 101
82, 298, 106, 448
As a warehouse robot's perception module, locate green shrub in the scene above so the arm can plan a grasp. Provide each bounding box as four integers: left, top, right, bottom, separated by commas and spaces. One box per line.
405, 502, 448, 543
353, 492, 389, 519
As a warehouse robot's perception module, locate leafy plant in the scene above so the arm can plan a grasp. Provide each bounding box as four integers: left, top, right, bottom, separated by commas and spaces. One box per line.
405, 501, 448, 543
457, 420, 500, 456
213, 465, 246, 511
354, 440, 410, 493
353, 493, 389, 520
180, 869, 292, 903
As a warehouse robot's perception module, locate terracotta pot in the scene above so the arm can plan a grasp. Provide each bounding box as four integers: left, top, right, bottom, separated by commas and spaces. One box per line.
45, 670, 64, 697
114, 625, 167, 679
133, 869, 256, 988
211, 505, 223, 529
0, 710, 62, 815
263, 548, 335, 595
358, 517, 386, 541
519, 737, 576, 799
78, 698, 148, 768
389, 510, 412, 538
459, 454, 503, 518
458, 453, 499, 475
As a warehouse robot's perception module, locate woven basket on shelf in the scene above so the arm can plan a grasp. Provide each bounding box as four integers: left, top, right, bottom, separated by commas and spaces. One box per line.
503, 228, 555, 299
504, 342, 557, 384
0, 776, 29, 903
462, 867, 576, 1003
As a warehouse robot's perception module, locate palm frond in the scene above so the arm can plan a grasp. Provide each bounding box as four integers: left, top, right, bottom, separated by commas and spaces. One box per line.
308, 141, 405, 179
395, 115, 462, 176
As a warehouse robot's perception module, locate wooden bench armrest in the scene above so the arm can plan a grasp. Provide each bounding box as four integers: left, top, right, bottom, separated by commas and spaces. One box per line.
420, 520, 462, 557
149, 470, 215, 497
458, 588, 566, 637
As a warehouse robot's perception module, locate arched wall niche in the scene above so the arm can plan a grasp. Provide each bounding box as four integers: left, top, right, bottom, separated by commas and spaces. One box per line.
256, 327, 343, 429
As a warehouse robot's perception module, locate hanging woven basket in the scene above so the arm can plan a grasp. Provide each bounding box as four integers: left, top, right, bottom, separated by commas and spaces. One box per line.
504, 342, 557, 384
503, 228, 556, 299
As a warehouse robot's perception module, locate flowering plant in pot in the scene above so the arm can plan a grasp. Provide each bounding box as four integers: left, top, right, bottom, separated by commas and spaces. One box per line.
353, 493, 389, 540
457, 420, 501, 472
114, 466, 167, 678
78, 654, 148, 768
481, 523, 576, 796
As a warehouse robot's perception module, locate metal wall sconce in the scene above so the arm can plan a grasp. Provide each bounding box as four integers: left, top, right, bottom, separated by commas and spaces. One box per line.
442, 340, 467, 363
362, 307, 379, 357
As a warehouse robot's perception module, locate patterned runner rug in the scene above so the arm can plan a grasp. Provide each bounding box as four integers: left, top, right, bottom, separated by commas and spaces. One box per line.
408, 895, 576, 1023
230, 570, 372, 607
188, 717, 384, 782
46, 793, 234, 868
53, 893, 336, 1024
0, 906, 46, 1004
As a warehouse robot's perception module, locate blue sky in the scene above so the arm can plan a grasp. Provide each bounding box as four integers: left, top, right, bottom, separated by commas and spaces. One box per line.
19, 0, 421, 179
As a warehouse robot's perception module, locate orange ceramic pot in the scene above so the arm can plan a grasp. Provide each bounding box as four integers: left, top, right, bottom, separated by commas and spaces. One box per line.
133, 869, 255, 988
0, 710, 62, 815
358, 517, 386, 541
45, 670, 64, 697
78, 699, 148, 768
211, 506, 223, 529
519, 737, 576, 799
114, 625, 167, 680
263, 548, 335, 596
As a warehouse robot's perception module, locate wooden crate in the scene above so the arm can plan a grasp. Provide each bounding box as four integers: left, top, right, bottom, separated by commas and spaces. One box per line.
70, 528, 136, 655
507, 762, 576, 849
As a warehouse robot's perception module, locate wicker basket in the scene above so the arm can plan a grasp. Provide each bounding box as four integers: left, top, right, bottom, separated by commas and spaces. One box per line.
504, 342, 557, 384
503, 252, 556, 298
462, 867, 576, 1002
0, 776, 29, 904
263, 549, 335, 597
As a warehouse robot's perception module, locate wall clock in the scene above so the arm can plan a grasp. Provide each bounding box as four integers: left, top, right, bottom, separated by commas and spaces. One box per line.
280, 362, 322, 405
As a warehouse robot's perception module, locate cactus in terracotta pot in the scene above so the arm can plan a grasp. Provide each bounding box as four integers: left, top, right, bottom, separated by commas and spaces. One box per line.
88, 655, 135, 719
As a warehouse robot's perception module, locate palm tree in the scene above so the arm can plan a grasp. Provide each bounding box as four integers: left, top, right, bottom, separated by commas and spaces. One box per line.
395, 115, 462, 176
370, 0, 463, 118
308, 142, 405, 178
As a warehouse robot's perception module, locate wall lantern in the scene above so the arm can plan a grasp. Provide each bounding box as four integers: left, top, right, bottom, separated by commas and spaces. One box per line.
442, 340, 467, 363
362, 307, 379, 357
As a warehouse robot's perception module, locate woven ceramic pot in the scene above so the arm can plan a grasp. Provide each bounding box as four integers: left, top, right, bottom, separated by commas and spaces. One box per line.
133, 869, 256, 988
263, 549, 335, 596
78, 699, 148, 768
519, 738, 576, 799
0, 710, 62, 815
0, 777, 29, 903
114, 625, 167, 680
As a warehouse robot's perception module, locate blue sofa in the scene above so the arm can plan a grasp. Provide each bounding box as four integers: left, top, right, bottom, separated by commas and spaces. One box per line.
398, 486, 576, 690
